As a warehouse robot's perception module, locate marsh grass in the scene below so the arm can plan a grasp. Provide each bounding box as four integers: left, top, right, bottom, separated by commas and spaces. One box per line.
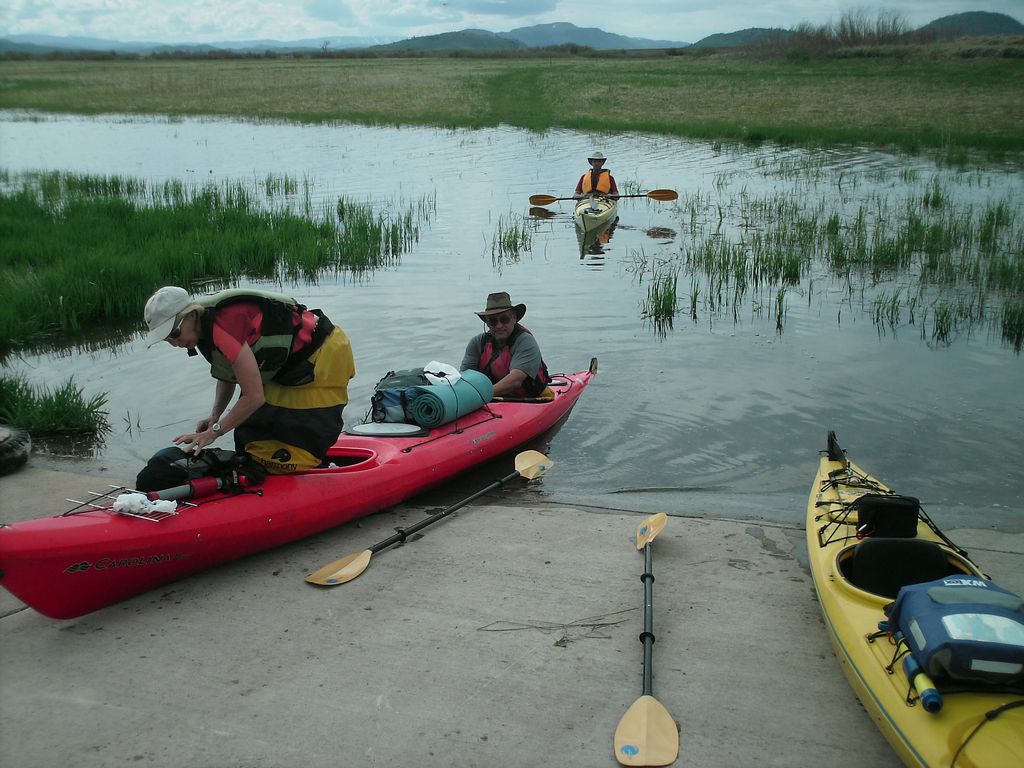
0, 372, 111, 437
1002, 300, 1024, 352
668, 171, 1024, 347
638, 262, 680, 338
0, 171, 434, 356
490, 212, 534, 265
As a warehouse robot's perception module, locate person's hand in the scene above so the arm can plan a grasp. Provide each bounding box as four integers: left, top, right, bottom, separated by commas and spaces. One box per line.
173, 428, 216, 455
195, 417, 213, 433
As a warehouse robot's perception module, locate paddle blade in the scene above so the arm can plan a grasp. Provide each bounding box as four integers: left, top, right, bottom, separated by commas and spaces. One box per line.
614, 695, 679, 766
515, 450, 553, 480
636, 513, 668, 550
529, 194, 558, 205
305, 549, 372, 586
647, 189, 678, 202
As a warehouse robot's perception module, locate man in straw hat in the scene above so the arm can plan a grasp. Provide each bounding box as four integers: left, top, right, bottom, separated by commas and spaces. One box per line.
461, 292, 550, 399
574, 150, 619, 198
143, 285, 354, 474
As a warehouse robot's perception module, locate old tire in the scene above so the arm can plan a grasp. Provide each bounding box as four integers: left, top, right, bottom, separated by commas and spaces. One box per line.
0, 424, 31, 476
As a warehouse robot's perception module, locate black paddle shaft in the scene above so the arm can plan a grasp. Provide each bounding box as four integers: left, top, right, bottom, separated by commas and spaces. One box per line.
640, 541, 656, 696
369, 469, 521, 554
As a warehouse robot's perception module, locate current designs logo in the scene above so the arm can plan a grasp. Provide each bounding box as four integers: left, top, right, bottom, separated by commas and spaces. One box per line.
63, 552, 190, 574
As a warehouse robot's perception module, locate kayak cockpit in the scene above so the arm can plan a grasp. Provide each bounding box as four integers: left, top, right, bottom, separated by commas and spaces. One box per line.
316, 446, 379, 472
835, 538, 981, 599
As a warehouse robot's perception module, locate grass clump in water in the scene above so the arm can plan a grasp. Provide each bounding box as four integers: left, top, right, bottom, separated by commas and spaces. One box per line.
491, 213, 534, 265
641, 263, 680, 338
0, 373, 111, 437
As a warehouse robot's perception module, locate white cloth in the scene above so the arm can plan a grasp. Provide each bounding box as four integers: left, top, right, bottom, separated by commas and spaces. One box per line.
113, 492, 177, 516
423, 360, 461, 386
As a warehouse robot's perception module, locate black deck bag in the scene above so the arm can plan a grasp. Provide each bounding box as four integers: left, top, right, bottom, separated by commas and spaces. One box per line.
852, 493, 920, 538
136, 446, 267, 493
885, 576, 1024, 687
370, 368, 430, 423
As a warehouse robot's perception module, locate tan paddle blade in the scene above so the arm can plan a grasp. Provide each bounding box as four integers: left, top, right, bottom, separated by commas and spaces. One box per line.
304, 549, 372, 586
646, 189, 678, 201
635, 513, 668, 550
614, 695, 679, 766
529, 194, 559, 205
516, 449, 553, 480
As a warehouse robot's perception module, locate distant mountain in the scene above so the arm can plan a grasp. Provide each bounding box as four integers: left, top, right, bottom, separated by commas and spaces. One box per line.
0, 38, 55, 54
500, 22, 687, 49
690, 28, 791, 48
917, 11, 1024, 36
1, 33, 162, 53
368, 29, 524, 52
0, 32, 397, 54
211, 36, 399, 52
3, 13, 1021, 57
0, 22, 687, 55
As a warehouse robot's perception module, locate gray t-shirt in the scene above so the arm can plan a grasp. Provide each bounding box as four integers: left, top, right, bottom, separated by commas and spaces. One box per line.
461, 328, 543, 382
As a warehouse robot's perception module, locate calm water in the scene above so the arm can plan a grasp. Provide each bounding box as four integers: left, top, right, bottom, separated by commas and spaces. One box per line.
1, 112, 1021, 531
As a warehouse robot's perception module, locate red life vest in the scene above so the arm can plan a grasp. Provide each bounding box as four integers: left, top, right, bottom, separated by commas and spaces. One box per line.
478, 325, 549, 398
579, 169, 613, 194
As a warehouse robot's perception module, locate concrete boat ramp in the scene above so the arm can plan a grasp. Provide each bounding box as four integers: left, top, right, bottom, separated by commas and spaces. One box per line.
2, 465, 1022, 767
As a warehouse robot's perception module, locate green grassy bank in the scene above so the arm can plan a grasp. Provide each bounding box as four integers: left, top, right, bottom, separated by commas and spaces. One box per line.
0, 171, 433, 356
2, 46, 1023, 154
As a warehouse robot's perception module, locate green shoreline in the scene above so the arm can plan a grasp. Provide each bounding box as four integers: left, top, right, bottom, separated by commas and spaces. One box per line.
2, 45, 1023, 157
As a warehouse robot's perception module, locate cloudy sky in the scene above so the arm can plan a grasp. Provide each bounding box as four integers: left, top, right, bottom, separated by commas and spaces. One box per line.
2, 1, 1021, 45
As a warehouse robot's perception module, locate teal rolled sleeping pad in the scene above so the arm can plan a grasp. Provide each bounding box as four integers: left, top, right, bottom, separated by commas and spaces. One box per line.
407, 369, 494, 428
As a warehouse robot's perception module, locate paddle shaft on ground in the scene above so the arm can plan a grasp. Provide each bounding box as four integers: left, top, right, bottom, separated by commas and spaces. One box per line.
368, 467, 522, 554
305, 450, 551, 586
640, 541, 655, 695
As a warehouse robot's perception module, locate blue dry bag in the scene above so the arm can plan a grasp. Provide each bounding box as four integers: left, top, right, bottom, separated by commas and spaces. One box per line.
885, 576, 1024, 687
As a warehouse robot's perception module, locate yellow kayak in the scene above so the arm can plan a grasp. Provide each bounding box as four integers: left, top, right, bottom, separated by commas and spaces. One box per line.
573, 195, 618, 234
806, 432, 1024, 768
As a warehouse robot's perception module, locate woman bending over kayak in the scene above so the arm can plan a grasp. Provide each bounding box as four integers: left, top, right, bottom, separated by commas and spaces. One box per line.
144, 286, 355, 474
461, 292, 549, 399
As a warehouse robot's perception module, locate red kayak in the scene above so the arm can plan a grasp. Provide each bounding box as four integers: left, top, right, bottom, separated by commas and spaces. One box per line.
0, 361, 597, 619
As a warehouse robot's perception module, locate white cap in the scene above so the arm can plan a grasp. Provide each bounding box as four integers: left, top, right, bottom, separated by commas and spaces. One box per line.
143, 286, 191, 347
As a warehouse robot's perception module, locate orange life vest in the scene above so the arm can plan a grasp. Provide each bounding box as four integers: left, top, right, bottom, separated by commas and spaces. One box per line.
579, 169, 613, 195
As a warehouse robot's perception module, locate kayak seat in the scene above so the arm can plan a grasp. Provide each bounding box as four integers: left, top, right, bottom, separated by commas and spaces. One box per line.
847, 538, 959, 599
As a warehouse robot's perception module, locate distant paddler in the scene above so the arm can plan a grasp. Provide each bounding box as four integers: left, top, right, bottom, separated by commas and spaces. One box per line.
573, 151, 619, 199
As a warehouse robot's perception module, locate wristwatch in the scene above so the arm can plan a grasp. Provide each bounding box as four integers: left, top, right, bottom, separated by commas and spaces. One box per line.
211, 422, 222, 434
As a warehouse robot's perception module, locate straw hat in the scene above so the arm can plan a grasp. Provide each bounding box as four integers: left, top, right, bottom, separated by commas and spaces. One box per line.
588, 151, 607, 162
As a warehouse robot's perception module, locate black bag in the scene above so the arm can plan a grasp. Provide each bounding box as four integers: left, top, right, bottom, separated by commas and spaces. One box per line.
370, 368, 430, 423
852, 493, 920, 538
135, 446, 267, 493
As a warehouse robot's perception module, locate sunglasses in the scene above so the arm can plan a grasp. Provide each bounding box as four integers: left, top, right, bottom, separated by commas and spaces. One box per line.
485, 313, 515, 327
165, 314, 187, 341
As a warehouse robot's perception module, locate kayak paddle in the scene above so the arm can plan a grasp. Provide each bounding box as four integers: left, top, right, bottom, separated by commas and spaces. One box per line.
529, 189, 678, 206
305, 450, 553, 586
614, 512, 679, 766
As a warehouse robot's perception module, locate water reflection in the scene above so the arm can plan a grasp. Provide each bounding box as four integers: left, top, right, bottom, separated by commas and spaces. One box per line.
1, 112, 1022, 530
577, 216, 618, 268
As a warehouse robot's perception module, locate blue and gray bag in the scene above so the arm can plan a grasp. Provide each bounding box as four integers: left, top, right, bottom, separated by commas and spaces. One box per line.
885, 576, 1024, 687
370, 368, 430, 423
